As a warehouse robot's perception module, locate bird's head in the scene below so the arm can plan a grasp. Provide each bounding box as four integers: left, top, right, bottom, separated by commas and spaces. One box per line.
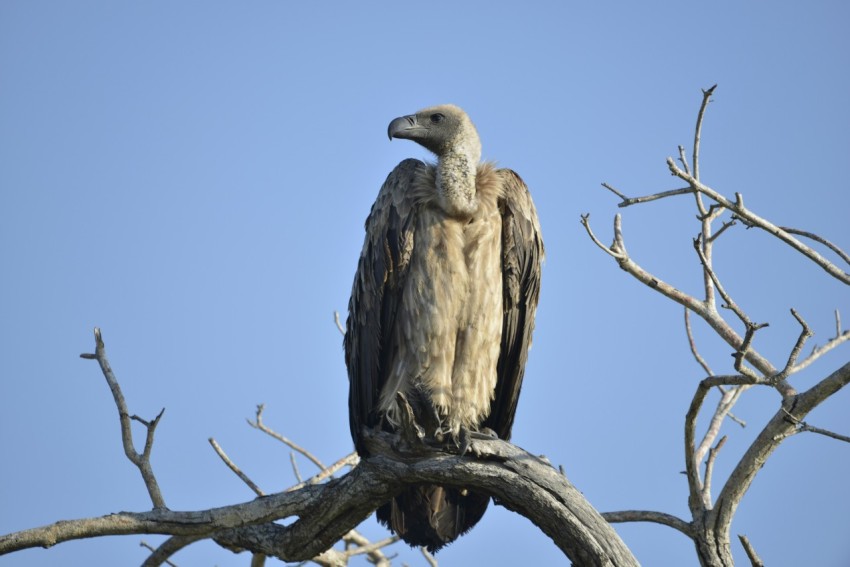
388, 104, 481, 163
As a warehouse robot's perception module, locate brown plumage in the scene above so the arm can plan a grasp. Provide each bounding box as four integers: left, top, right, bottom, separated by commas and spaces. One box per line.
345, 104, 543, 551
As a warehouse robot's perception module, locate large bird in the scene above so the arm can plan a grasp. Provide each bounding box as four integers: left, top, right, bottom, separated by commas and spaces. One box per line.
345, 104, 543, 551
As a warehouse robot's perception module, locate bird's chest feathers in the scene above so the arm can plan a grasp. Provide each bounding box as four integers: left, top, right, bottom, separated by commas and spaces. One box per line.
414, 204, 502, 316
376, 164, 506, 433
389, 203, 503, 432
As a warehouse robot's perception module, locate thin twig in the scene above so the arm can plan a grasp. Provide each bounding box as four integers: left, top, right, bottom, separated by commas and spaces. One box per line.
80, 328, 166, 509
333, 311, 346, 336
792, 310, 850, 373
677, 145, 691, 175
606, 185, 695, 208
248, 404, 327, 470
707, 218, 736, 243
140, 541, 179, 567
797, 423, 850, 443
781, 408, 850, 443
779, 226, 850, 267
793, 333, 850, 373
684, 308, 713, 376
692, 84, 717, 182
702, 435, 727, 506
693, 235, 751, 327
695, 385, 745, 468
342, 534, 399, 564
738, 534, 765, 567
420, 547, 439, 567
580, 214, 624, 259
727, 411, 747, 428
772, 309, 813, 383
286, 452, 360, 493
601, 182, 628, 201
732, 323, 768, 382
601, 510, 694, 538
209, 438, 265, 496
290, 452, 303, 483
141, 535, 206, 567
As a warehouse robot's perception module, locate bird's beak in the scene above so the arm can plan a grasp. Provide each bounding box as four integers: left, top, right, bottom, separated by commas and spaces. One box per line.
388, 114, 427, 141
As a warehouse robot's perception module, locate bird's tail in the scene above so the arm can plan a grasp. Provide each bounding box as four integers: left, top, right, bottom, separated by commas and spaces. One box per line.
376, 485, 489, 552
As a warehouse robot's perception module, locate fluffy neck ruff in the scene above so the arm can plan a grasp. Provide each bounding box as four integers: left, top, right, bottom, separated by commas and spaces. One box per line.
436, 135, 482, 218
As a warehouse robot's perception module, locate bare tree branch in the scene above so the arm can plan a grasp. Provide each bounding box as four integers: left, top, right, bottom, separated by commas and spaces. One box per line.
692, 84, 716, 182
602, 510, 693, 538
779, 225, 850, 267
684, 308, 713, 376
212, 415, 388, 566
667, 160, 850, 285
420, 546, 438, 567
781, 408, 850, 444
684, 375, 762, 515
342, 532, 398, 565
209, 438, 265, 497
791, 310, 850, 373
79, 328, 167, 509
603, 183, 695, 208
708, 361, 850, 549
694, 385, 745, 468
142, 536, 203, 567
579, 214, 624, 259
333, 310, 346, 336
702, 435, 727, 505
0, 431, 640, 566
737, 534, 764, 567
583, 212, 787, 393
584, 86, 849, 566
248, 404, 327, 471
677, 145, 691, 176
772, 309, 814, 383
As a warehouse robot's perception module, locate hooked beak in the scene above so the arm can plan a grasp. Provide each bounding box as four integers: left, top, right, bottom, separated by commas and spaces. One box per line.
387, 114, 427, 141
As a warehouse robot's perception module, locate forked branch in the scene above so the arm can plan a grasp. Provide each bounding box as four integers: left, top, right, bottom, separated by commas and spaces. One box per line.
80, 328, 166, 509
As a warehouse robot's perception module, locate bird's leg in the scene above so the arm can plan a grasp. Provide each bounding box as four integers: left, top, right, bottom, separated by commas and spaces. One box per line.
394, 392, 426, 448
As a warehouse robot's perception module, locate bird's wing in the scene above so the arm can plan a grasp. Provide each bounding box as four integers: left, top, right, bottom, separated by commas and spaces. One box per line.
345, 158, 423, 455
483, 169, 544, 441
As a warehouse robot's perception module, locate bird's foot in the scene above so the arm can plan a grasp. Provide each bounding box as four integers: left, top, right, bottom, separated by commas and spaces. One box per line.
456, 426, 499, 457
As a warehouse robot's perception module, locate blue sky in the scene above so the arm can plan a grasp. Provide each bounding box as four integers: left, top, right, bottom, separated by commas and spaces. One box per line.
1, 2, 848, 566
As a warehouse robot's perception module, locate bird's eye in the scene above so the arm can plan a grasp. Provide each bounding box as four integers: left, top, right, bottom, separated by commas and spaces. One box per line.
430, 113, 445, 124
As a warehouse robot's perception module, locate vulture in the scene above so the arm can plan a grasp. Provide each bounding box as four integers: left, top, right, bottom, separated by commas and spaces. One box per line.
345, 104, 543, 551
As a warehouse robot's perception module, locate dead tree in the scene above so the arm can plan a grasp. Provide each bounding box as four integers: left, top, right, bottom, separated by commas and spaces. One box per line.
583, 85, 850, 566
1, 87, 847, 566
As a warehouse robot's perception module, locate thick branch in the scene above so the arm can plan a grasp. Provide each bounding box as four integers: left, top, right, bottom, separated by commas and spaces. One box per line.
710, 361, 850, 539
684, 375, 762, 515
0, 432, 639, 566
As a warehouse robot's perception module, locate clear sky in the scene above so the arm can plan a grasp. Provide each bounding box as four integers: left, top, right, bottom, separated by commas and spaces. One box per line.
1, 2, 848, 566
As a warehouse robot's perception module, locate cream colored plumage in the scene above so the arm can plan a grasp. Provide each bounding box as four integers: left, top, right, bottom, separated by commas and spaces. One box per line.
345, 105, 543, 551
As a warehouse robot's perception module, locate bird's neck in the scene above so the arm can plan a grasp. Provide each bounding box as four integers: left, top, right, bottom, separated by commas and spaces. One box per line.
436, 146, 480, 218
